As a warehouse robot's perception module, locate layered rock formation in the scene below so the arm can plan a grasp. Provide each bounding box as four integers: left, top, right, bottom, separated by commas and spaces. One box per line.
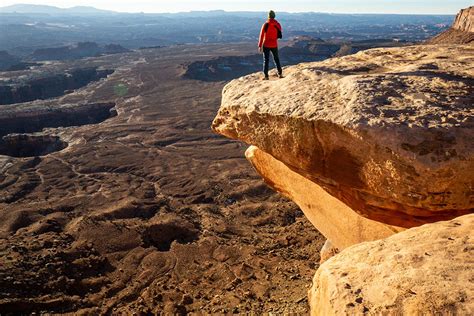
430, 6, 474, 44
0, 67, 114, 105
0, 102, 116, 137
213, 44, 473, 233
245, 146, 404, 250
453, 6, 474, 33
0, 134, 67, 157
30, 42, 130, 61
309, 214, 474, 315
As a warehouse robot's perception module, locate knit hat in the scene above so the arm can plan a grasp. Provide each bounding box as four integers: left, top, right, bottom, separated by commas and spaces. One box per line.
268, 10, 276, 19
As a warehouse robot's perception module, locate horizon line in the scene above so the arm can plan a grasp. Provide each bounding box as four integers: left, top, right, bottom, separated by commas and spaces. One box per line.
0, 3, 459, 16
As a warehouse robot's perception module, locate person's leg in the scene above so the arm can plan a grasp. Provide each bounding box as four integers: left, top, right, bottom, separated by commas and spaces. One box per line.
271, 47, 283, 76
263, 47, 270, 78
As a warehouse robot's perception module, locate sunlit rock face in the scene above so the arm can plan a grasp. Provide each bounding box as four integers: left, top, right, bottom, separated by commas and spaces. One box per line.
213, 44, 473, 230
245, 146, 404, 251
309, 214, 474, 315
452, 6, 474, 33
430, 6, 474, 44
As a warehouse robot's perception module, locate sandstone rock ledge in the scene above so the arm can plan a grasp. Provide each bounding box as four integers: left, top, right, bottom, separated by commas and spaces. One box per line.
212, 44, 474, 229
309, 214, 474, 315
245, 146, 404, 251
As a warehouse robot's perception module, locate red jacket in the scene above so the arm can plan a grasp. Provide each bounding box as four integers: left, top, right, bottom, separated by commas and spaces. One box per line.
258, 18, 282, 48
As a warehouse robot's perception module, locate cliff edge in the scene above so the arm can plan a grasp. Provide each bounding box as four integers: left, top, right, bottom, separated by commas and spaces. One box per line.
212, 13, 473, 316
452, 6, 474, 33
213, 44, 473, 232
430, 6, 474, 44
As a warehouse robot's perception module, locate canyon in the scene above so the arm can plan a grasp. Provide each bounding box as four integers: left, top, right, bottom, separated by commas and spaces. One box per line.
0, 5, 472, 314
0, 43, 328, 314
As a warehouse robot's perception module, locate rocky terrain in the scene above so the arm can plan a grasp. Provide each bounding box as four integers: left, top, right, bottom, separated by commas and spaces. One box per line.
0, 6, 471, 314
0, 43, 328, 314
213, 42, 473, 313
430, 6, 474, 44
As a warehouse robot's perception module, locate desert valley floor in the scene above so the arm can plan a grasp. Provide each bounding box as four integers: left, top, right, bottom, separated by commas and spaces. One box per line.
0, 44, 325, 314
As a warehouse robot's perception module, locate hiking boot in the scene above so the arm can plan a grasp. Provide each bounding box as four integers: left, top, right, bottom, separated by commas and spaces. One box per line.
263, 76, 269, 80
278, 73, 284, 78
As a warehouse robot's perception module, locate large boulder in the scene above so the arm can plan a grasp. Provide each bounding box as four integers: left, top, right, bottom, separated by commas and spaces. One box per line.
309, 214, 474, 315
212, 44, 474, 229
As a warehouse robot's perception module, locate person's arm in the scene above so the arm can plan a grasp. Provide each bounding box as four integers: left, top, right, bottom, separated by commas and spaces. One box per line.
258, 23, 266, 51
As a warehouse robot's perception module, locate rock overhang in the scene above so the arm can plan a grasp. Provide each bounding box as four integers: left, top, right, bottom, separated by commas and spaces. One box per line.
212, 45, 474, 228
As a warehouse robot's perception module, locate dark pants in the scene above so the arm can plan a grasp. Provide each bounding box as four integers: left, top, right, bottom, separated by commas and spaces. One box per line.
263, 46, 282, 77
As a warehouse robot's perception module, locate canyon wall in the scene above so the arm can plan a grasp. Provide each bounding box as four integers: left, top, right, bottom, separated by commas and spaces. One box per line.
453, 6, 474, 32
0, 67, 113, 105
0, 102, 116, 137
430, 6, 474, 44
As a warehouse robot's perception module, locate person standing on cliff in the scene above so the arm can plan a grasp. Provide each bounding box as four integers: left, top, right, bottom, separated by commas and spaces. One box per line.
258, 10, 283, 80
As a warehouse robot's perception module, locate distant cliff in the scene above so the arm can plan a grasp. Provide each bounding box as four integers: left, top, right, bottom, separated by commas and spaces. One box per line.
453, 6, 474, 32
430, 6, 474, 44
30, 42, 130, 61
0, 67, 114, 105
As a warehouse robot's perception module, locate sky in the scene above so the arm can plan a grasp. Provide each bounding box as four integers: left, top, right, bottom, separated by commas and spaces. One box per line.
0, 0, 471, 14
